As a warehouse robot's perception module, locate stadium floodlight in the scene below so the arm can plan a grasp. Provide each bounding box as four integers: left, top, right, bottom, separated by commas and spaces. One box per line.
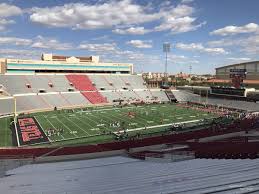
163, 42, 171, 74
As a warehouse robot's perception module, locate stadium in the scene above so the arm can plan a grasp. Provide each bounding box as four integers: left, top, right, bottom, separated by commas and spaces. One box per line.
1, 52, 259, 192
0, 53, 258, 154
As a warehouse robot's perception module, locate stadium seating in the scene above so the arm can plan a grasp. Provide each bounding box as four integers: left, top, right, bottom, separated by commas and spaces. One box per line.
0, 75, 33, 94
66, 75, 96, 91
40, 94, 73, 108
0, 73, 173, 115
15, 95, 51, 112
0, 97, 14, 115
122, 75, 147, 89
81, 91, 108, 104
60, 92, 90, 106
88, 75, 114, 90
44, 75, 72, 92
100, 91, 122, 103
151, 90, 170, 102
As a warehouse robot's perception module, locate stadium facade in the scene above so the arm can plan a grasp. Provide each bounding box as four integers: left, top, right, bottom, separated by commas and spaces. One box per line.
216, 61, 259, 80
0, 53, 133, 74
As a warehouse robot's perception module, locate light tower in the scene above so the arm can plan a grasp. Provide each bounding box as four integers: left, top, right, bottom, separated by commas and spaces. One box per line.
189, 64, 192, 75
163, 42, 171, 75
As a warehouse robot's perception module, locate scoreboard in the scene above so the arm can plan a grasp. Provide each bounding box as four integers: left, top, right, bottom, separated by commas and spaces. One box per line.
229, 69, 247, 78
229, 69, 247, 88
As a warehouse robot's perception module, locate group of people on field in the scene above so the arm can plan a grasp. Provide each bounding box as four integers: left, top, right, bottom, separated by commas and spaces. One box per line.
46, 127, 64, 137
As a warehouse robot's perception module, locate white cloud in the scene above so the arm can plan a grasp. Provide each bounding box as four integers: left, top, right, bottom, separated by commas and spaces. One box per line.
181, 0, 194, 3
31, 36, 73, 50
112, 26, 150, 35
0, 37, 32, 46
227, 57, 251, 61
210, 23, 259, 36
78, 43, 117, 52
0, 35, 74, 51
0, 3, 22, 18
176, 43, 228, 54
155, 4, 205, 34
0, 19, 15, 31
208, 34, 259, 55
126, 40, 152, 48
0, 3, 22, 31
168, 54, 199, 64
30, 1, 160, 30
29, 1, 203, 35
0, 49, 40, 58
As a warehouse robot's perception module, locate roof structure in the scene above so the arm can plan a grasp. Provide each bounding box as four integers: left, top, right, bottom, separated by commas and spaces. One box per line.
215, 61, 259, 70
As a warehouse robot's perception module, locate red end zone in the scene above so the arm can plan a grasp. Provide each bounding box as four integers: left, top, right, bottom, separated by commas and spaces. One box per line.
16, 117, 49, 146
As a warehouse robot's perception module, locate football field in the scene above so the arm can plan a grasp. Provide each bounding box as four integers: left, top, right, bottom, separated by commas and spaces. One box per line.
24, 103, 218, 146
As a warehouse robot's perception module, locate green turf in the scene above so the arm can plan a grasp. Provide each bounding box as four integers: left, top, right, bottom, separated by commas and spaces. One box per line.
0, 117, 13, 147
0, 103, 220, 147
31, 103, 217, 146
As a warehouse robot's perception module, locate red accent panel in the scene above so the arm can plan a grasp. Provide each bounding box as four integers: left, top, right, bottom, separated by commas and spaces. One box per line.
82, 91, 108, 104
66, 75, 96, 91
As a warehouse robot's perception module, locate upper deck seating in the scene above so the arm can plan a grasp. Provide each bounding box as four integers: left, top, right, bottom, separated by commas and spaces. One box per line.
88, 75, 114, 90
103, 75, 126, 90
40, 75, 72, 92
26, 75, 56, 93
66, 75, 96, 91
121, 75, 147, 89
0, 75, 33, 94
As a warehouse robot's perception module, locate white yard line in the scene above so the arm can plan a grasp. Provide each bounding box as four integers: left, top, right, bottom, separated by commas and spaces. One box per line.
80, 105, 145, 113
115, 119, 201, 134
54, 117, 78, 138
61, 115, 90, 136
73, 115, 97, 130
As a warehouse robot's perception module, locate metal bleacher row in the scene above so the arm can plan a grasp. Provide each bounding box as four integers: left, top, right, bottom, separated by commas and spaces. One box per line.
0, 74, 169, 115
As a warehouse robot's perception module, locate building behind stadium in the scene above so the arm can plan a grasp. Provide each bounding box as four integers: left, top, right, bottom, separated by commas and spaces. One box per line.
215, 61, 259, 80
0, 53, 133, 75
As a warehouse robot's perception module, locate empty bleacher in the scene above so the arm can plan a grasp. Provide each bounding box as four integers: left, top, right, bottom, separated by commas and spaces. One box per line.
81, 91, 108, 104
151, 90, 169, 102
100, 91, 122, 103
42, 75, 73, 92
61, 92, 90, 107
0, 75, 33, 94
15, 95, 51, 112
40, 94, 72, 108
122, 75, 147, 89
0, 74, 171, 115
88, 75, 114, 90
0, 97, 14, 115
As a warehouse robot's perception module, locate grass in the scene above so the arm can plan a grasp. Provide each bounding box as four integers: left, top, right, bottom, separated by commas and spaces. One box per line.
0, 117, 13, 147
0, 103, 219, 147
32, 103, 217, 146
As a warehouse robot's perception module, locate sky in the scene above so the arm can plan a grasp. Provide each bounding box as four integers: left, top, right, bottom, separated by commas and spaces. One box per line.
0, 0, 258, 74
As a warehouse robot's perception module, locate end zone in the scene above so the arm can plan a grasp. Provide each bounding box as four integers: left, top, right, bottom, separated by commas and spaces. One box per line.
16, 117, 49, 146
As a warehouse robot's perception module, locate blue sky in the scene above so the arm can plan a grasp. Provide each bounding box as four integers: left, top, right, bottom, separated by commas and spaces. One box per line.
0, 0, 258, 74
